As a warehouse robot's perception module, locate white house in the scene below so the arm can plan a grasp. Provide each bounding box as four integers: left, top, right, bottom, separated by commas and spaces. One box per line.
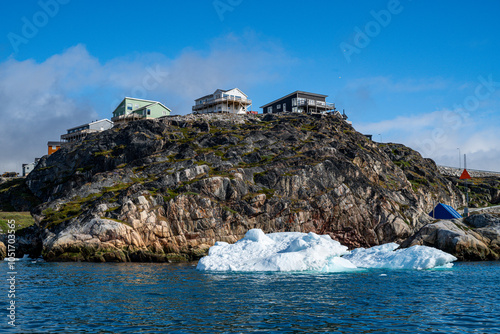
60, 119, 114, 142
192, 88, 252, 114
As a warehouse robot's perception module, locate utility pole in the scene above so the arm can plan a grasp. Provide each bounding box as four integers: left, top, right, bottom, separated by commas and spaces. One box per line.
464, 154, 469, 217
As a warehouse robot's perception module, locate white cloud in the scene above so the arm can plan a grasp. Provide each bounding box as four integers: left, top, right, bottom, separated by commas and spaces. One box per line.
344, 76, 449, 94
0, 34, 296, 173
355, 108, 500, 172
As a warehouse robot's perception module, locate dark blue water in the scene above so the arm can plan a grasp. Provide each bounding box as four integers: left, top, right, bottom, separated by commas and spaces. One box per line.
0, 260, 499, 333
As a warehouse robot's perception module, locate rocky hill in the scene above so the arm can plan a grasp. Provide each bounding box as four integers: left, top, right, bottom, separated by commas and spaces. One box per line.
13, 113, 469, 262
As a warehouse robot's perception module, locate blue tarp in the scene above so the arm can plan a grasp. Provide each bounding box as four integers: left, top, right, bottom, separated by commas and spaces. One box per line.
429, 203, 462, 219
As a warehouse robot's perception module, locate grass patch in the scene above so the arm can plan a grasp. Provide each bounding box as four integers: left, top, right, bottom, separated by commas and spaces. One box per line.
223, 206, 238, 214
0, 212, 35, 232
182, 191, 199, 196
394, 160, 411, 168
163, 189, 179, 202
94, 149, 113, 157
261, 187, 275, 199
76, 165, 93, 173
37, 165, 55, 171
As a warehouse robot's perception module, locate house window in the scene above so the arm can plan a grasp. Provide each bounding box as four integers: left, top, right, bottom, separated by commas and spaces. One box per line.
292, 98, 297, 106
147, 109, 151, 115
308, 99, 315, 105
283, 103, 286, 111
297, 98, 306, 105
267, 107, 272, 113
52, 146, 57, 150
277, 104, 281, 109
127, 103, 132, 110
292, 107, 298, 112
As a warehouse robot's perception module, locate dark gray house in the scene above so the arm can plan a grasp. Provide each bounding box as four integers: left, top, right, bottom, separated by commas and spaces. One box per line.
260, 91, 336, 114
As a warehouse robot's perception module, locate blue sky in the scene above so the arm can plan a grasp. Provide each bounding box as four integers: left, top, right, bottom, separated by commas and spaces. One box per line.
1, 0, 499, 173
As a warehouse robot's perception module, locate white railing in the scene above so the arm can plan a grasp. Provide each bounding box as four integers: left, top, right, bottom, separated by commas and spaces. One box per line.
296, 100, 335, 109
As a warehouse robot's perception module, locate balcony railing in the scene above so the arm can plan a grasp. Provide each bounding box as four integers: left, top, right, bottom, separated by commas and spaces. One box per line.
193, 96, 252, 110
296, 100, 335, 109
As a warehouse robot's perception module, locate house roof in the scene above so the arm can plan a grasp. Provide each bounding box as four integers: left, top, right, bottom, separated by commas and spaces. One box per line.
132, 102, 171, 112
66, 119, 113, 132
123, 97, 162, 104
113, 97, 171, 114
260, 91, 329, 108
47, 141, 62, 146
195, 88, 248, 101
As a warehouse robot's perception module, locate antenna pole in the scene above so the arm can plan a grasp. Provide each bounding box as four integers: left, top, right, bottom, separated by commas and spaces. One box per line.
464, 154, 469, 217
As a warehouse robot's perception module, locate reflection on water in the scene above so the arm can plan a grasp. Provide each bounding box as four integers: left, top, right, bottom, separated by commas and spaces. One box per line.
0, 261, 499, 333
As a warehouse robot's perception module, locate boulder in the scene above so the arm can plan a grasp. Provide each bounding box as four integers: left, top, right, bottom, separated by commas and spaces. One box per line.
401, 218, 499, 261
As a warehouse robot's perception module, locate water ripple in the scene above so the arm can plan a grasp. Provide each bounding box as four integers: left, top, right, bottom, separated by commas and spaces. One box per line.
0, 262, 499, 333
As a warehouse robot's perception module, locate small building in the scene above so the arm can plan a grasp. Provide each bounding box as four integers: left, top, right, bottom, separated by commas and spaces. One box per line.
111, 97, 171, 124
47, 141, 62, 155
260, 91, 336, 114
192, 88, 252, 115
22, 158, 40, 177
60, 119, 114, 143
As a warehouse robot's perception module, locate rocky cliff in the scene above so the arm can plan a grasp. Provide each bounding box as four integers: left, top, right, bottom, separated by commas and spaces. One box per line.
18, 113, 468, 262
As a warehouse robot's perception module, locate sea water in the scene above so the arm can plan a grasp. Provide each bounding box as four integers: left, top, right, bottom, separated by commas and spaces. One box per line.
0, 260, 499, 333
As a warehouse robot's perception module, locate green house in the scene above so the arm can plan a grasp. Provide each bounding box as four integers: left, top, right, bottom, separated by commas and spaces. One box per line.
111, 97, 171, 124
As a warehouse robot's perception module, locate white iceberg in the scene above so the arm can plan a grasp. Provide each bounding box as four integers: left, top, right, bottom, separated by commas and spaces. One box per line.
196, 229, 457, 272
197, 229, 351, 272
343, 243, 457, 270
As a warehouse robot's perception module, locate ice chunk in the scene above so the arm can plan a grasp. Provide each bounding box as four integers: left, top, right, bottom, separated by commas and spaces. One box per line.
197, 229, 349, 272
3, 254, 32, 261
244, 229, 274, 244
197, 230, 457, 272
343, 243, 457, 270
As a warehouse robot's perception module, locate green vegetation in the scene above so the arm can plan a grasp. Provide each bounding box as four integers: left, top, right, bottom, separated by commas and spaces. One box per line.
301, 124, 317, 132
261, 187, 275, 199
394, 160, 411, 168
94, 149, 113, 157
163, 189, 179, 202
208, 167, 234, 179
0, 178, 41, 211
41, 183, 132, 228
37, 165, 55, 171
182, 191, 199, 196
223, 206, 238, 214
76, 165, 94, 173
0, 212, 35, 232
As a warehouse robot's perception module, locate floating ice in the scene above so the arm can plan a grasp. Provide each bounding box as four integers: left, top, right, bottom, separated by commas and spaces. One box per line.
196, 229, 457, 272
343, 243, 457, 270
3, 254, 33, 262
197, 229, 350, 272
